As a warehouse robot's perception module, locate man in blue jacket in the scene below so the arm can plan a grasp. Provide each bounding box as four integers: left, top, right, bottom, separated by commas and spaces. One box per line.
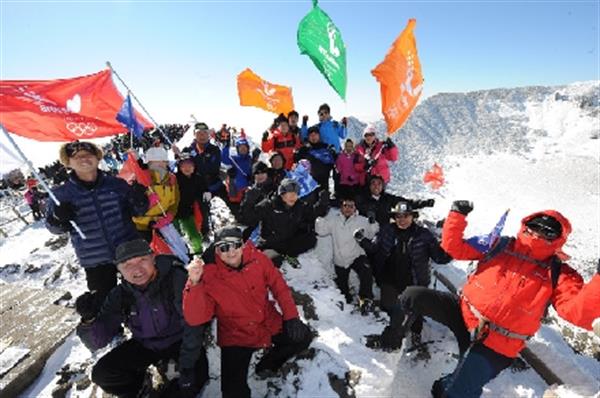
76, 239, 208, 398
45, 141, 148, 303
301, 103, 347, 153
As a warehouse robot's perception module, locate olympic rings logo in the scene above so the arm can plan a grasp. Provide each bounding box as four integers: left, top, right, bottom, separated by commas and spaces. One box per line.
66, 121, 98, 137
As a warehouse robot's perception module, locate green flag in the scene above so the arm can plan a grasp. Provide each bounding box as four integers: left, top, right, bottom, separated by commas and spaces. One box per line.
297, 0, 347, 100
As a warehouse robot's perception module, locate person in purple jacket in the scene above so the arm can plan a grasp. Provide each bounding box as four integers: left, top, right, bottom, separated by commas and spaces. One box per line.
75, 239, 208, 398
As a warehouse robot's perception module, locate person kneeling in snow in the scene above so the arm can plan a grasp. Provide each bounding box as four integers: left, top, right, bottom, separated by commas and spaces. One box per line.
386, 201, 600, 398
76, 239, 208, 398
183, 226, 312, 398
315, 196, 379, 313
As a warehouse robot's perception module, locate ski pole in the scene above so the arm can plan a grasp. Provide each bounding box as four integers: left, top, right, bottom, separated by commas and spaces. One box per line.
1, 125, 87, 239
106, 61, 173, 146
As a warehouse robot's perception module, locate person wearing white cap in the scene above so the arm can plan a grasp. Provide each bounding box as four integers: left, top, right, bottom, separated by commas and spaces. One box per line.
355, 124, 398, 186
133, 145, 180, 241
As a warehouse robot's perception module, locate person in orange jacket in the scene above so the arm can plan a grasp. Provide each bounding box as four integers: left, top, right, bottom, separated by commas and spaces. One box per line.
377, 200, 600, 398
182, 226, 312, 398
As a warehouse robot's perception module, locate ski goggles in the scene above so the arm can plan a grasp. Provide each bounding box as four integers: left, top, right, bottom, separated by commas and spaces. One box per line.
216, 240, 243, 253
524, 223, 560, 241
65, 141, 97, 157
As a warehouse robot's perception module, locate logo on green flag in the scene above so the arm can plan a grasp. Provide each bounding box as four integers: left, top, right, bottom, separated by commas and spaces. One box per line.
297, 1, 347, 100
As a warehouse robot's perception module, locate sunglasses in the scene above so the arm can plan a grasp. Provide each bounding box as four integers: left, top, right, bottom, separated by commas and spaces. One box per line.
65, 141, 97, 157
524, 226, 559, 241
216, 240, 243, 253
364, 133, 375, 137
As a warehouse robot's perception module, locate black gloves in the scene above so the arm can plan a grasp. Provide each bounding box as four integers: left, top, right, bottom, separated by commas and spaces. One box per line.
75, 292, 99, 323
227, 168, 237, 178
284, 318, 311, 343
422, 199, 435, 208
451, 200, 473, 216
353, 228, 365, 242
52, 202, 75, 223
384, 137, 395, 149
341, 117, 348, 127
366, 211, 376, 224
262, 131, 269, 142
302, 115, 309, 125
131, 182, 148, 202
251, 148, 261, 161
366, 158, 376, 171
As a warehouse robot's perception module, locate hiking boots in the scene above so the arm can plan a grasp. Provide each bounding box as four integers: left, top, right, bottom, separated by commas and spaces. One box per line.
358, 298, 375, 315
365, 326, 404, 351
410, 332, 422, 348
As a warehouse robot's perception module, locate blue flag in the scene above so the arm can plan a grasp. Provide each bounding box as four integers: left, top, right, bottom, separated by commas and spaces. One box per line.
466, 209, 510, 253
286, 162, 319, 198
116, 94, 145, 139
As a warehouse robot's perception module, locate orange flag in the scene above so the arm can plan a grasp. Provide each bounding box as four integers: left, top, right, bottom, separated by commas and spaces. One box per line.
371, 19, 423, 134
423, 163, 444, 190
237, 68, 294, 115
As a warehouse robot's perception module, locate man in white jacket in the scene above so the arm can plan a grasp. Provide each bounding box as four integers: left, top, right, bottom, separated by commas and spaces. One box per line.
315, 197, 379, 314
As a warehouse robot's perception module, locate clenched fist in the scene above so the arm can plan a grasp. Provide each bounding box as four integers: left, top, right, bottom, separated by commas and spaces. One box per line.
187, 258, 205, 285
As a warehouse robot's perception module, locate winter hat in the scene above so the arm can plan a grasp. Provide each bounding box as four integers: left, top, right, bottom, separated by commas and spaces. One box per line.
390, 201, 417, 217
26, 178, 38, 189
145, 147, 169, 162
235, 138, 249, 148
278, 178, 300, 196
59, 141, 103, 166
363, 124, 377, 137
194, 122, 209, 132
252, 161, 269, 175
525, 215, 562, 240
214, 226, 243, 245
115, 239, 153, 264
177, 152, 194, 166
307, 126, 320, 136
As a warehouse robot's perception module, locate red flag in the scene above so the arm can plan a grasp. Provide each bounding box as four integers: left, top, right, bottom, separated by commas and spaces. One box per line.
150, 230, 173, 255
192, 201, 204, 231
423, 163, 444, 190
118, 150, 152, 187
0, 70, 152, 141
371, 19, 423, 134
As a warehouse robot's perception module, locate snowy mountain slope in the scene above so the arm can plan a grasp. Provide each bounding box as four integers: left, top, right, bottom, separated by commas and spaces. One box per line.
1, 80, 599, 397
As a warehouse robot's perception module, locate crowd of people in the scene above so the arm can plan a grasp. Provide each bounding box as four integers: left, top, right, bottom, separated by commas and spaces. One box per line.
32, 103, 600, 398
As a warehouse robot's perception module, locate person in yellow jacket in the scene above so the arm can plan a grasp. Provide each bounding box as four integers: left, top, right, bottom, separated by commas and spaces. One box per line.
133, 146, 180, 242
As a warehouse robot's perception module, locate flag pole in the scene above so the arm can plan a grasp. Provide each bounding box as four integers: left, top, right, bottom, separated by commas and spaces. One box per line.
0, 125, 87, 239
106, 61, 173, 146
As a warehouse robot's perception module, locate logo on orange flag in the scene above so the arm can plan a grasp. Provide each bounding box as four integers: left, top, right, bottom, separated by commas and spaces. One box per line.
237, 68, 294, 115
371, 19, 423, 134
423, 163, 444, 190
0, 70, 152, 141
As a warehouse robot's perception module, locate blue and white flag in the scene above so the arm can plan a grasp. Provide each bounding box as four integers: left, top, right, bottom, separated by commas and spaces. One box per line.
466, 209, 510, 253
286, 162, 319, 198
116, 94, 145, 139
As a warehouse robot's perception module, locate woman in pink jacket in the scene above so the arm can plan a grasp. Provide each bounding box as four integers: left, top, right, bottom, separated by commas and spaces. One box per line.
335, 138, 360, 199
354, 125, 399, 185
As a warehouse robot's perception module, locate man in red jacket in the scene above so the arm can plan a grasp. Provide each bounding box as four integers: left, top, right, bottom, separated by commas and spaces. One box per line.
182, 226, 312, 398
383, 201, 600, 398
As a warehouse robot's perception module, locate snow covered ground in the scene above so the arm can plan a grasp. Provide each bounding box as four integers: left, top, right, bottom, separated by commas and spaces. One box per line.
1, 81, 599, 397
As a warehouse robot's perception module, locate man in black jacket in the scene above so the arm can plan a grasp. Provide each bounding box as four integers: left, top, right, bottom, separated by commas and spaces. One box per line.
293, 126, 337, 192
359, 201, 452, 350
244, 178, 329, 267
355, 175, 434, 226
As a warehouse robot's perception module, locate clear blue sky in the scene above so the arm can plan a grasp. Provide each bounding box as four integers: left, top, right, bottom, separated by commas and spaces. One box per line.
1, 0, 598, 140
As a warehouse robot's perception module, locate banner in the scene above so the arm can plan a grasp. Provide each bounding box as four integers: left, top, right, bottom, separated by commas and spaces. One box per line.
297, 0, 347, 100
237, 68, 294, 115
116, 94, 145, 139
0, 69, 152, 141
423, 163, 444, 190
371, 19, 423, 134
